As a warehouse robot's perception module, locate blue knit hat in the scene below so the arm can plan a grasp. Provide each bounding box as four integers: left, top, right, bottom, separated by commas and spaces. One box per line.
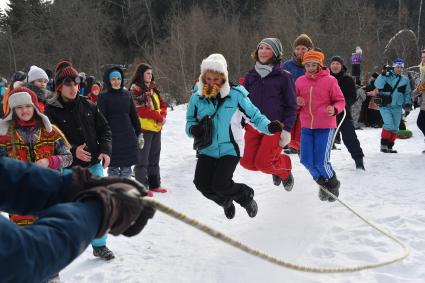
109, 70, 122, 81
392, 58, 405, 68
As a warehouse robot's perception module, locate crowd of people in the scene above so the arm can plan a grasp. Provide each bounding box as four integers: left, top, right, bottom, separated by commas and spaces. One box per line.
1, 33, 425, 283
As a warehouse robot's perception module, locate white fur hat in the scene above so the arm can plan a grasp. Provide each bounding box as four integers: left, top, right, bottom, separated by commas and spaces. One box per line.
198, 53, 230, 98
0, 88, 52, 135
27, 65, 49, 83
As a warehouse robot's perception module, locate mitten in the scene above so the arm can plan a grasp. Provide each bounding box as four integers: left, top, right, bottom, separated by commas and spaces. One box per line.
279, 130, 291, 147
138, 133, 144, 150
73, 183, 155, 237
66, 167, 149, 202
268, 120, 284, 134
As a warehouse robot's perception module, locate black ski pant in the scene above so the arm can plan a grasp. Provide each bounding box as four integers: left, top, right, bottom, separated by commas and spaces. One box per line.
194, 155, 254, 208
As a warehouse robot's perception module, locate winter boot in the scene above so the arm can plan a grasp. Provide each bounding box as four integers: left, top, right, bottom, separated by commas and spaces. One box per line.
381, 140, 397, 153
272, 174, 281, 186
281, 173, 294, 192
93, 246, 115, 261
243, 199, 258, 218
316, 177, 329, 201
355, 158, 365, 170
284, 146, 299, 155
223, 200, 235, 219
325, 175, 340, 202
387, 142, 398, 153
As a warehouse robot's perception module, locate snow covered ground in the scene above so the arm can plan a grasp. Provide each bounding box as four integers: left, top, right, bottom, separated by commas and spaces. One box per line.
62, 106, 425, 283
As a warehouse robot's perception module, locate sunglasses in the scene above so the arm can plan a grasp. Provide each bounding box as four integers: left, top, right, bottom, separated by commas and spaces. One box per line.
63, 76, 82, 86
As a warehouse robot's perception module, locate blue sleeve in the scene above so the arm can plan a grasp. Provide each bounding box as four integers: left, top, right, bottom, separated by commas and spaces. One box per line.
235, 86, 271, 134
0, 199, 102, 283
374, 75, 386, 90
185, 94, 199, 137
0, 157, 72, 214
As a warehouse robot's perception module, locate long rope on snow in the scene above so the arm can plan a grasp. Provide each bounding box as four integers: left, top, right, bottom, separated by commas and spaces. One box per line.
142, 194, 409, 273
140, 108, 409, 272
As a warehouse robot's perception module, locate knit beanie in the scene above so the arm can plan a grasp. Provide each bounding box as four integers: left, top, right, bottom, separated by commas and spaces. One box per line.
293, 34, 314, 49
27, 66, 49, 83
257, 38, 283, 59
302, 50, 325, 66
54, 61, 80, 91
330, 56, 345, 66
109, 70, 122, 81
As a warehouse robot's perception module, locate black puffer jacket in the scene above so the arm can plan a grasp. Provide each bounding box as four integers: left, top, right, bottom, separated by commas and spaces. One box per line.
97, 67, 141, 167
45, 94, 112, 168
331, 66, 356, 121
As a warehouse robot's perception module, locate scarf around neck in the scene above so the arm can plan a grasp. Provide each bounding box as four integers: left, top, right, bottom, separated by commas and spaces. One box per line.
255, 61, 274, 78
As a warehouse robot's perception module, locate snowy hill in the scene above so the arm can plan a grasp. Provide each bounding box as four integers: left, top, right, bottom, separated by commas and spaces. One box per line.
62, 105, 425, 283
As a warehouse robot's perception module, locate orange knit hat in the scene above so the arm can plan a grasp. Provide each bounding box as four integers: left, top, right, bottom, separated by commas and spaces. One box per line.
302, 50, 325, 66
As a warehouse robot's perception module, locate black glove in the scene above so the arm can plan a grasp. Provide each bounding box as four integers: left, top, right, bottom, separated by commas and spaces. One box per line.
66, 166, 149, 202
190, 124, 204, 138
268, 120, 284, 134
73, 182, 155, 237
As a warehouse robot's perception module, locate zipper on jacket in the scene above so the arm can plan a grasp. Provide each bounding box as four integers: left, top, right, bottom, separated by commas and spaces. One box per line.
308, 86, 314, 128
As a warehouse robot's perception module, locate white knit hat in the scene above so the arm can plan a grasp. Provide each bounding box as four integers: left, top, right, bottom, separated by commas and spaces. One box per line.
27, 65, 49, 83
0, 89, 52, 135
197, 53, 230, 98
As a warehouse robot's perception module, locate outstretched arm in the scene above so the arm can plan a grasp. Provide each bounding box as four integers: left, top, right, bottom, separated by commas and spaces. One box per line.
0, 157, 72, 214
0, 199, 101, 283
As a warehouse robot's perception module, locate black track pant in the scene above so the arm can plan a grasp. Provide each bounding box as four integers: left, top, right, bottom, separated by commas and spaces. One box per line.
194, 155, 253, 207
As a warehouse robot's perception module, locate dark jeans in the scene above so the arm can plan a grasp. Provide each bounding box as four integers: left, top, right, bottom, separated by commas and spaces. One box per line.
418, 110, 425, 137
194, 155, 254, 207
134, 131, 161, 188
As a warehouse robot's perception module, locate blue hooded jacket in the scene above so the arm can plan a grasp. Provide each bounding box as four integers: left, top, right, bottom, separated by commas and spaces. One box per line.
374, 71, 412, 108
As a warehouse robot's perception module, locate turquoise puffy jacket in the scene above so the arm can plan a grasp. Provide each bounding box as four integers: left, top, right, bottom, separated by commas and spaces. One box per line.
374, 71, 412, 107
186, 85, 271, 158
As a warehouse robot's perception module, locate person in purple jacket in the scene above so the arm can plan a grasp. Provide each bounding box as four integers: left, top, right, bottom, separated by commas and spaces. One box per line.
241, 38, 297, 191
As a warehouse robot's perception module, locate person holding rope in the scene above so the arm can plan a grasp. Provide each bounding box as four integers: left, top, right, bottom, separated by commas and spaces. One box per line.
186, 53, 283, 219
0, 156, 155, 283
295, 49, 345, 202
